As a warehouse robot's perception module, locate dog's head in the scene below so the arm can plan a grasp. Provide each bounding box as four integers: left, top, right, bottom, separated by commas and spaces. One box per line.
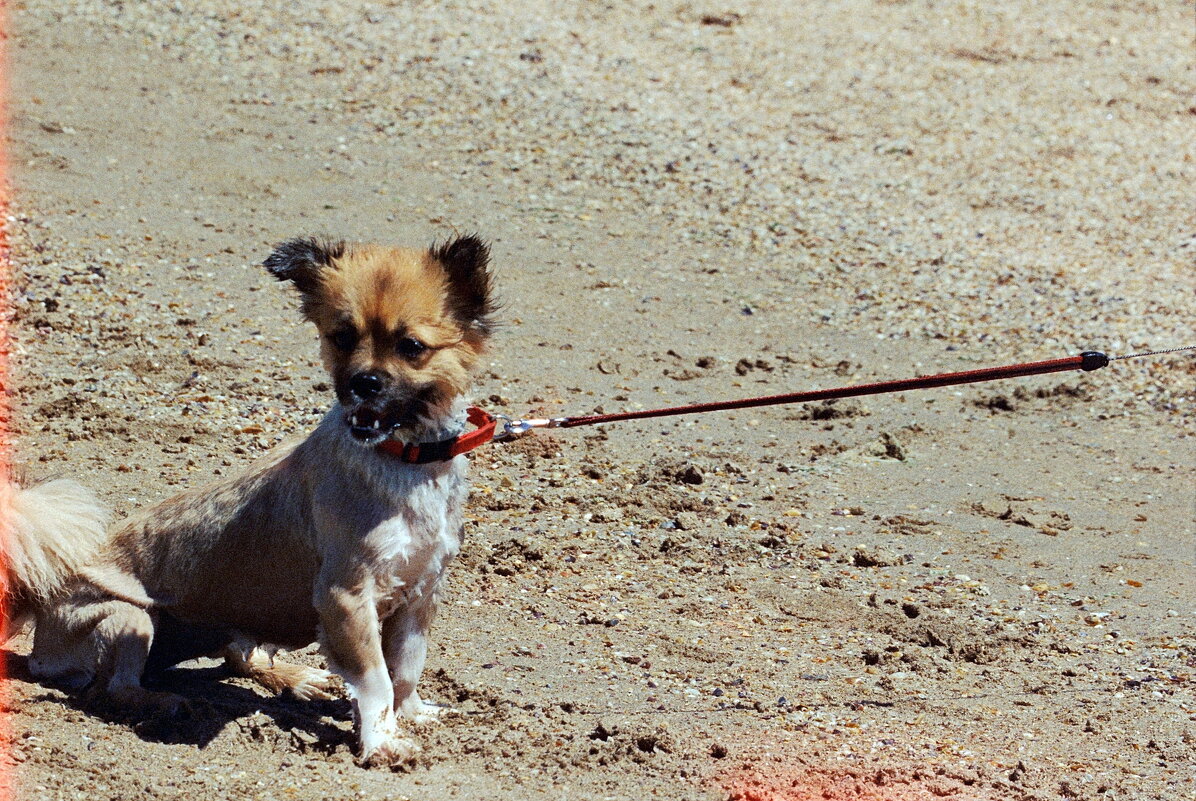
265, 235, 495, 445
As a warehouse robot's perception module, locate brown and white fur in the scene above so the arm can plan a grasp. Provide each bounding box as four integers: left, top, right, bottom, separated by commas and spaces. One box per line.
1, 234, 495, 766
0, 479, 111, 638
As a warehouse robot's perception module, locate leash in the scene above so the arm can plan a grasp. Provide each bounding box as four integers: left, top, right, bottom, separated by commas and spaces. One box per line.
382, 347, 1195, 463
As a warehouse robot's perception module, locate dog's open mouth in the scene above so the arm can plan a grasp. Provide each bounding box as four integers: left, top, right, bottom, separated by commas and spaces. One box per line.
344, 406, 404, 444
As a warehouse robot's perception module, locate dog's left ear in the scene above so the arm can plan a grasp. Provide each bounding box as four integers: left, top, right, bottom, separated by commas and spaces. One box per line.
263, 237, 345, 294
433, 234, 495, 334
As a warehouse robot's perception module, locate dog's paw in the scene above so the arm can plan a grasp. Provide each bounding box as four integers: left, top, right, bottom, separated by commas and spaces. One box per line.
401, 700, 451, 725
225, 647, 338, 702
33, 665, 94, 691
270, 663, 336, 702
360, 734, 421, 768
288, 667, 336, 702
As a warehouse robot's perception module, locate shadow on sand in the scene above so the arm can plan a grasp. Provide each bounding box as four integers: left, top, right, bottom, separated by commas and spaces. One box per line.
4, 649, 355, 753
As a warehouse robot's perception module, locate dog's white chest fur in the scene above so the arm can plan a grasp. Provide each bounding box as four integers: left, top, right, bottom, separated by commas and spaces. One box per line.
362, 459, 467, 619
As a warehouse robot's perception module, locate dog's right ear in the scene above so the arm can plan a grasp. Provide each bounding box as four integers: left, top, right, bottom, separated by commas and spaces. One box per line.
263, 237, 345, 294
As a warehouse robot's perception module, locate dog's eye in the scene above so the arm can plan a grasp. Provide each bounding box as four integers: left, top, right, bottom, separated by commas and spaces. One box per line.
396, 336, 427, 359
328, 328, 358, 352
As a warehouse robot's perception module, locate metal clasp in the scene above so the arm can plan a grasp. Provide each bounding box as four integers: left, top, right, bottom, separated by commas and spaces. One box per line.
493, 416, 567, 441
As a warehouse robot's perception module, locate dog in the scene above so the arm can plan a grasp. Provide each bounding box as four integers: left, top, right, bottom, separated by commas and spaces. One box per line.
0, 478, 111, 638
1, 233, 495, 766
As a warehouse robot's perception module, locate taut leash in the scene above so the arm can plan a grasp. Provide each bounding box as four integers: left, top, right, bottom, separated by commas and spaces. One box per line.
379, 347, 1195, 463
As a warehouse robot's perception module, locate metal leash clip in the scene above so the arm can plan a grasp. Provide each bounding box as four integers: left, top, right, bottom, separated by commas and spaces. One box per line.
493, 415, 567, 441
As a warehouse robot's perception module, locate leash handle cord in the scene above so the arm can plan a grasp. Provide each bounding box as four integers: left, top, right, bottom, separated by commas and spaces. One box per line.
384, 347, 1192, 461
553, 351, 1112, 429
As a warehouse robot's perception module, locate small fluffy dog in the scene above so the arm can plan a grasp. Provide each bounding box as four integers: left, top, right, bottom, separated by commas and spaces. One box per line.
1, 234, 495, 765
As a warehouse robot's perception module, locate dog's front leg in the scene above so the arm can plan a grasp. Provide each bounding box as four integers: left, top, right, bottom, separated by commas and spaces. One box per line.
383, 591, 441, 723
316, 579, 417, 766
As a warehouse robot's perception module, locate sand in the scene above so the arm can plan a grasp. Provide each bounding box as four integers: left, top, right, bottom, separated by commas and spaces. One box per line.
2, 1, 1193, 799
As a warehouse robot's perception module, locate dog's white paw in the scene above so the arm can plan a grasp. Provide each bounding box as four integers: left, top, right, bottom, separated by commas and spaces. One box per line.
358, 709, 421, 768
29, 660, 93, 690
397, 695, 451, 725
360, 733, 421, 768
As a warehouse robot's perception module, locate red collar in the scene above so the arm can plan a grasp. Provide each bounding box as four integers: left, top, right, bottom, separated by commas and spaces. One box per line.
375, 407, 498, 463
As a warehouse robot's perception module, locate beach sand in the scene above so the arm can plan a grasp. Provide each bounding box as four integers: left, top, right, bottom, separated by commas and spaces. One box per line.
2, 2, 1193, 798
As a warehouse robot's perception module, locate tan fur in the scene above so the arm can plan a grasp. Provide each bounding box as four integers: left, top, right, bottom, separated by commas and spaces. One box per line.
307, 246, 484, 429
222, 639, 334, 702
10, 235, 494, 766
0, 479, 110, 632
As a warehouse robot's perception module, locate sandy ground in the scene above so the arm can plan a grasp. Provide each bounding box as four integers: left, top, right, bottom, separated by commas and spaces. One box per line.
2, 1, 1194, 799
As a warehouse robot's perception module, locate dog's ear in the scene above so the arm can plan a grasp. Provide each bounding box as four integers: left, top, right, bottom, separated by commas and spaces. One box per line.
433, 234, 495, 334
263, 237, 345, 294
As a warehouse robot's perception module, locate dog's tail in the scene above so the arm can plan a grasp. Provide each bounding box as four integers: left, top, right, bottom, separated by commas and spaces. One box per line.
0, 479, 110, 628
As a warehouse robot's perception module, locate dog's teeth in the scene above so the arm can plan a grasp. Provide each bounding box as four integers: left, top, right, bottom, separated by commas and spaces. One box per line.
351, 414, 359, 426
372, 419, 380, 430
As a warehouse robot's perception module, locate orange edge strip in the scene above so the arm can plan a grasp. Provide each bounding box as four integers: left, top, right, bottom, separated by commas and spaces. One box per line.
1, 0, 13, 793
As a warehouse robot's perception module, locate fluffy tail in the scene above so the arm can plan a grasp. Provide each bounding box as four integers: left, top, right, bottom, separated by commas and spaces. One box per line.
1, 479, 110, 625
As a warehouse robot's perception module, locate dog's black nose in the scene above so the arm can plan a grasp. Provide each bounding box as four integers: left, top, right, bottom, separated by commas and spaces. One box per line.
349, 372, 384, 399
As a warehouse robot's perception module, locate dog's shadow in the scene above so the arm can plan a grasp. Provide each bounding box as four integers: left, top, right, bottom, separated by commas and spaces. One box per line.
4, 650, 354, 752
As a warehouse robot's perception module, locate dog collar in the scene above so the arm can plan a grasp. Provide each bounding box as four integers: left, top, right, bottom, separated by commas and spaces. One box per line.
375, 406, 498, 463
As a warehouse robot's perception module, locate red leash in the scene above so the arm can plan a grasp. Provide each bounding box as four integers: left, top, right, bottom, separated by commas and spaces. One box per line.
552, 351, 1111, 429
381, 347, 1193, 462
